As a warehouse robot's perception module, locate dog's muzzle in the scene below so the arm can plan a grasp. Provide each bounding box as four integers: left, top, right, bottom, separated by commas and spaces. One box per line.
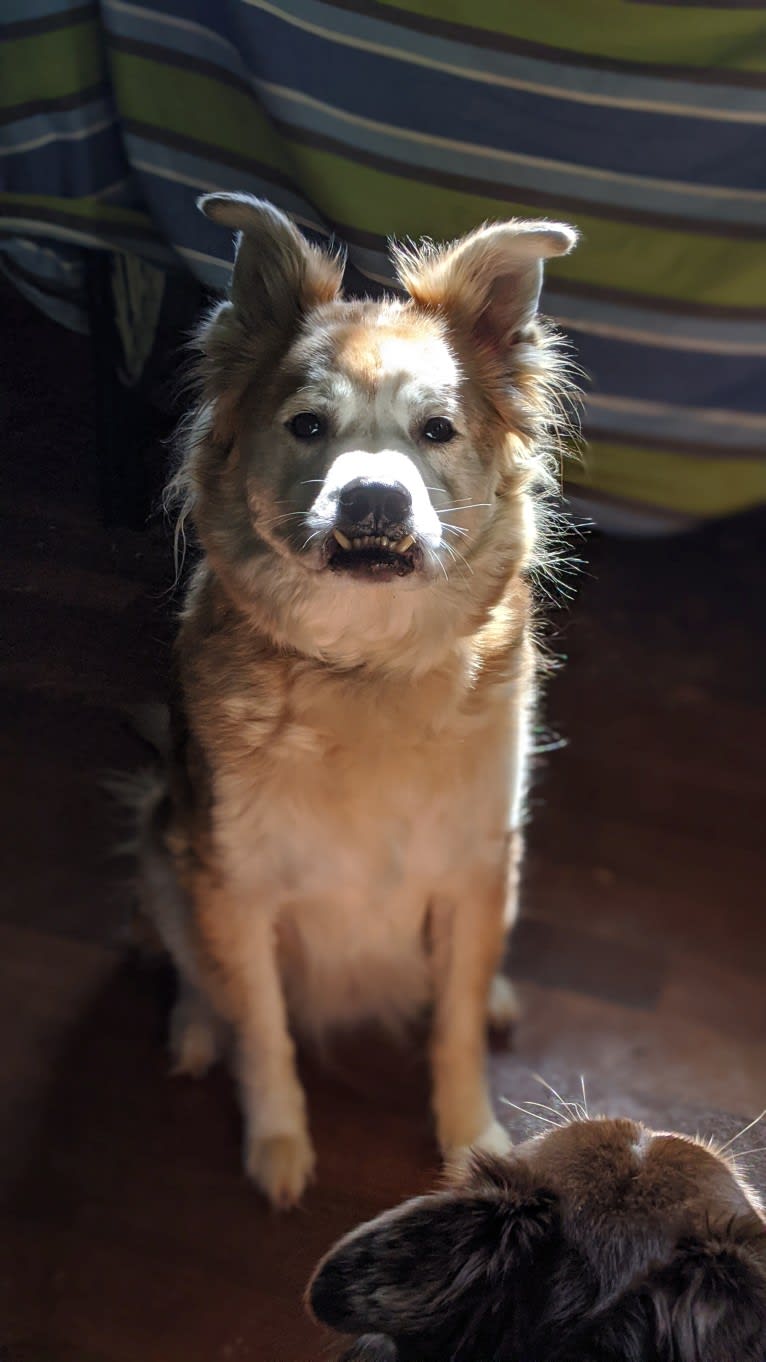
327, 478, 419, 579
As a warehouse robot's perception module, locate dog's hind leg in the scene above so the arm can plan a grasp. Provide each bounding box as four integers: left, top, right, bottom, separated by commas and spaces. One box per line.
169, 978, 227, 1078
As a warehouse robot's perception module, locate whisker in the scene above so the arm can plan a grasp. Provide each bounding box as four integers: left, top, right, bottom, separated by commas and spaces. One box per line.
500, 1099, 565, 1129
731, 1147, 766, 1159
524, 1100, 572, 1124
440, 523, 470, 538
717, 1109, 766, 1155
441, 541, 473, 577
532, 1073, 582, 1122
580, 1075, 589, 1119
436, 502, 492, 514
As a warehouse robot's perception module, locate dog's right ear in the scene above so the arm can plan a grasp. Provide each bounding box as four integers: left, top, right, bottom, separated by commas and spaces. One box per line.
307, 1165, 557, 1348
198, 194, 343, 333
569, 1214, 766, 1362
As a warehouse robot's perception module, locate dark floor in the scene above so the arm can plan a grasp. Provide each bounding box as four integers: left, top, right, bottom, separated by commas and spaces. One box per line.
1, 283, 765, 1362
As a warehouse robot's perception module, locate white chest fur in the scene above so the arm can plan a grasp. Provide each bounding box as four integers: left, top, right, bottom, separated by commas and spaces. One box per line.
208, 653, 525, 1033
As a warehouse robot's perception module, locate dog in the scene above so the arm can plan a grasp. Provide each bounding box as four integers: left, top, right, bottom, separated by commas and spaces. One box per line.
138, 193, 578, 1207
308, 1114, 766, 1361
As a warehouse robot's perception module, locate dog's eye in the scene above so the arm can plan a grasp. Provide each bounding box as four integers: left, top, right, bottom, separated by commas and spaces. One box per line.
423, 417, 456, 444
288, 411, 325, 440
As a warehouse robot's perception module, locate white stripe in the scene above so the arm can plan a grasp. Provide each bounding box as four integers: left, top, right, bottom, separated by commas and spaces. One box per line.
259, 78, 766, 207
0, 117, 115, 158
102, 0, 238, 54
0, 215, 172, 262
244, 0, 766, 126
555, 312, 766, 357
588, 392, 766, 433
12, 237, 81, 271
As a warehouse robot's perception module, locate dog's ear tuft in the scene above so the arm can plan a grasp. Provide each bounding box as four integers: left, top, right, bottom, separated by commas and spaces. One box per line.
393, 219, 577, 349
198, 193, 343, 332
338, 1334, 399, 1362
307, 1177, 558, 1343
647, 1217, 766, 1362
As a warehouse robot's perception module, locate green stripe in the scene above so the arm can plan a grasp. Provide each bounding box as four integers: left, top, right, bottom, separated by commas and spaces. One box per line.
0, 22, 105, 110
567, 439, 766, 515
110, 53, 285, 172
282, 143, 766, 308
373, 0, 766, 71
107, 56, 766, 308
0, 192, 156, 233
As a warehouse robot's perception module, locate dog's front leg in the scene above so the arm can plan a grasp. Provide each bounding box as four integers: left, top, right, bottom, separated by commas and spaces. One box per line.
429, 854, 514, 1163
194, 873, 314, 1208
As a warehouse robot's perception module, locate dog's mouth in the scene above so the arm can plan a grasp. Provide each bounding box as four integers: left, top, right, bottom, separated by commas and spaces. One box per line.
325, 528, 419, 579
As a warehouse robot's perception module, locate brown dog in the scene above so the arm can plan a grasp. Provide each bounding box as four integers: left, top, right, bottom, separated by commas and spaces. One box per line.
308, 1115, 766, 1361
139, 194, 578, 1207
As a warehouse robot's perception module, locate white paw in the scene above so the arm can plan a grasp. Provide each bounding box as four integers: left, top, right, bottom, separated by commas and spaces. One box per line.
487, 974, 521, 1033
245, 1129, 316, 1209
443, 1120, 513, 1181
169, 1001, 222, 1079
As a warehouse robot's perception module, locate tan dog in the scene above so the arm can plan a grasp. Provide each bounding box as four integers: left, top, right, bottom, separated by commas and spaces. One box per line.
139, 194, 578, 1207
308, 1115, 766, 1361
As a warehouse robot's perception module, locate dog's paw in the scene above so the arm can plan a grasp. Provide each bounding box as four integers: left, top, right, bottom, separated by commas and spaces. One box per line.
169, 999, 223, 1079
245, 1129, 316, 1209
443, 1119, 513, 1181
487, 974, 520, 1038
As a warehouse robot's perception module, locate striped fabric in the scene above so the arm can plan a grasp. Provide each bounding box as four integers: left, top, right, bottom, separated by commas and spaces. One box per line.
1, 0, 765, 529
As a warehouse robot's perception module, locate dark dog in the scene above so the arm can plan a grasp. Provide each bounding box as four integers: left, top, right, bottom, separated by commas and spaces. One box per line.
308, 1115, 766, 1361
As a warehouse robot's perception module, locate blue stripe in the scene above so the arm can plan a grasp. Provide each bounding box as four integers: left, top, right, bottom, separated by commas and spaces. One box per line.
544, 288, 766, 351
231, 8, 765, 192
258, 83, 766, 229
0, 126, 127, 198
2, 0, 88, 21
584, 400, 765, 453
107, 0, 766, 121
0, 100, 117, 152
571, 328, 766, 414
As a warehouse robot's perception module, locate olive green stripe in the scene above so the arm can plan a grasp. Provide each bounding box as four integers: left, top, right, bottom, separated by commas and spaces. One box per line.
567, 439, 766, 514
108, 53, 766, 308
370, 0, 766, 73
109, 52, 285, 173
0, 22, 105, 110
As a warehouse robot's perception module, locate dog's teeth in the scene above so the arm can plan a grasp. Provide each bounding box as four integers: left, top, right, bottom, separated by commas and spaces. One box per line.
380, 536, 389, 548
352, 537, 362, 550
394, 534, 415, 554
333, 529, 352, 550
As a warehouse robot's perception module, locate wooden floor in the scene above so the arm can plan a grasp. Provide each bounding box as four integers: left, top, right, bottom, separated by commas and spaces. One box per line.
2, 284, 765, 1361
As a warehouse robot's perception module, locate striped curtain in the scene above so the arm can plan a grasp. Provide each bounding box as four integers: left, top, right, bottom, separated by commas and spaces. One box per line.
1, 0, 765, 529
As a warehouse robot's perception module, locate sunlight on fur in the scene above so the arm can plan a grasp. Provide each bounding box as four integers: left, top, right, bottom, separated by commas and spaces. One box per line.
135, 193, 584, 1208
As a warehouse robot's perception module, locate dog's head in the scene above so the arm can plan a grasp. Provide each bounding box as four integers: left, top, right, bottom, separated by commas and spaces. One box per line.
307, 1116, 766, 1362
176, 195, 577, 669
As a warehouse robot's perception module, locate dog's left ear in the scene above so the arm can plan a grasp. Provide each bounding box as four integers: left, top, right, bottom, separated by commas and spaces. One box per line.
647, 1216, 766, 1362
307, 1171, 558, 1348
198, 193, 343, 332
393, 219, 577, 351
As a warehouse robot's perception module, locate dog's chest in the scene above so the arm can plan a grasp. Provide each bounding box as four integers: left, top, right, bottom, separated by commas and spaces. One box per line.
219, 665, 510, 893
214, 664, 517, 1028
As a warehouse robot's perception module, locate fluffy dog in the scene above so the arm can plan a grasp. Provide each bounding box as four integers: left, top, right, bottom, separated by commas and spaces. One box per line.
308, 1115, 766, 1361
139, 193, 578, 1207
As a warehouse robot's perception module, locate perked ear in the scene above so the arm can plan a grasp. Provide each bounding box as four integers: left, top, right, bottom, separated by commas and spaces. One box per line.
198, 193, 343, 332
393, 219, 577, 350
648, 1219, 766, 1362
307, 1174, 558, 1345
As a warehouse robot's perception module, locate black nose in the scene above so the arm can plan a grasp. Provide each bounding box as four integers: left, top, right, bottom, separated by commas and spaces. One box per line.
338, 480, 412, 533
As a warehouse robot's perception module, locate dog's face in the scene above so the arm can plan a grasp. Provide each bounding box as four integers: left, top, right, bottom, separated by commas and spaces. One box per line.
179, 196, 576, 667
308, 1116, 766, 1362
